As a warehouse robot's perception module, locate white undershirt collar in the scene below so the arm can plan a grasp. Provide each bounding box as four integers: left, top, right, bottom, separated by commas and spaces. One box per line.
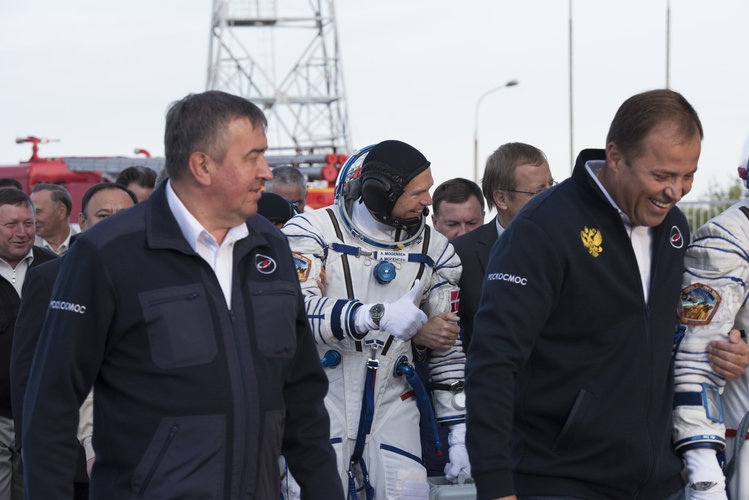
585, 160, 653, 301
166, 180, 248, 308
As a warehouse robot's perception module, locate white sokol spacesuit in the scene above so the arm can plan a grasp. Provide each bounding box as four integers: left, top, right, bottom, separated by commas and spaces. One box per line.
673, 138, 749, 500
282, 141, 467, 499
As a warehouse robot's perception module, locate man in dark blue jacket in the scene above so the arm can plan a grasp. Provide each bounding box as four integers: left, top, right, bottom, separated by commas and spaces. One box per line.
22, 91, 343, 499
466, 89, 702, 500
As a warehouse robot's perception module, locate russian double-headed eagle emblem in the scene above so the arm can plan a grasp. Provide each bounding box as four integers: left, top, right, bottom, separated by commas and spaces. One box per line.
580, 226, 603, 257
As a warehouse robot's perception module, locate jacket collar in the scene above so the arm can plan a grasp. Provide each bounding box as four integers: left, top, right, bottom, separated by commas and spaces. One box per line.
144, 181, 269, 258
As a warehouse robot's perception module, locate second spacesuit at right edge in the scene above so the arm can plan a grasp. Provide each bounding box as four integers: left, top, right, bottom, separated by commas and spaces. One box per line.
283, 140, 469, 499
673, 139, 749, 500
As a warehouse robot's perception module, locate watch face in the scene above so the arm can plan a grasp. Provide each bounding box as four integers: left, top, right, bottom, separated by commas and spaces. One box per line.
452, 392, 466, 411
690, 481, 718, 492
370, 304, 385, 325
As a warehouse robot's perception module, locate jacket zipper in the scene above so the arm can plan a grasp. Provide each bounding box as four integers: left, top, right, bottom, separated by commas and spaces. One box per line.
135, 424, 179, 498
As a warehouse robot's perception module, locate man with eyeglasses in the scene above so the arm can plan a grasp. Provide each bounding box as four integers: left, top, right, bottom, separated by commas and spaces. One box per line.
451, 142, 552, 348
466, 89, 702, 500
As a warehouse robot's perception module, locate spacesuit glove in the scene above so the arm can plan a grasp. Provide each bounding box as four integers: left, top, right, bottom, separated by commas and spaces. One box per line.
683, 448, 728, 500
379, 280, 428, 341
354, 302, 379, 336
444, 423, 471, 483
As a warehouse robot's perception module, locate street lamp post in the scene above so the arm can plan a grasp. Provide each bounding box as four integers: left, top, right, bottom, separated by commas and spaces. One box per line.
473, 79, 519, 183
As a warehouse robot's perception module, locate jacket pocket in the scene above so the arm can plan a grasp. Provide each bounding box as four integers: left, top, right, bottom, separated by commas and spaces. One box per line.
131, 414, 225, 500
551, 388, 595, 455
139, 284, 217, 369
248, 280, 298, 358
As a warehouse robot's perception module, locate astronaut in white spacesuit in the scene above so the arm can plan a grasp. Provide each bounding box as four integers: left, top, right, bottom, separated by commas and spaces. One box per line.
283, 140, 469, 499
673, 137, 749, 500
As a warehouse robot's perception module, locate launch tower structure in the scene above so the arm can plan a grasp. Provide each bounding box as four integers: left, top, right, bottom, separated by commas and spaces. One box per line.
207, 0, 351, 156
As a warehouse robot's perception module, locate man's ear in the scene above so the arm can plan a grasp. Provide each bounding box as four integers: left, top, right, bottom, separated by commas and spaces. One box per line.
78, 213, 87, 231
188, 152, 213, 186
55, 201, 67, 220
493, 190, 507, 211
605, 142, 625, 172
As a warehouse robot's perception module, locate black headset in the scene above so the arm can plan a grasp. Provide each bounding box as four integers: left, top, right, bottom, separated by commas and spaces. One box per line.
360, 168, 403, 223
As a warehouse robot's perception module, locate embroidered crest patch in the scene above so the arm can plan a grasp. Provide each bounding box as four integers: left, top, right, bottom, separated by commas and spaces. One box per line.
292, 252, 311, 282
679, 283, 721, 325
580, 226, 603, 257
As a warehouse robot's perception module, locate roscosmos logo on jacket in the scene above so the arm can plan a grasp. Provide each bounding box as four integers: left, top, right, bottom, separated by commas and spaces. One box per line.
255, 254, 277, 274
670, 225, 684, 249
49, 299, 87, 314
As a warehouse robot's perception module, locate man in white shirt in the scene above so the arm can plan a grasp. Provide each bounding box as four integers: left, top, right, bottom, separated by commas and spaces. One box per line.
0, 188, 57, 500
22, 90, 343, 499
30, 183, 77, 255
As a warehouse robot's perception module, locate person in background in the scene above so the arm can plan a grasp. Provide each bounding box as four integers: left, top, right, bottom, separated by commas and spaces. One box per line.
466, 89, 702, 500
0, 188, 57, 500
672, 135, 749, 500
0, 179, 22, 191
431, 177, 485, 241
30, 183, 77, 255
266, 165, 308, 212
452, 142, 552, 348
283, 140, 469, 499
257, 191, 300, 229
21, 90, 343, 499
11, 183, 138, 500
115, 165, 157, 203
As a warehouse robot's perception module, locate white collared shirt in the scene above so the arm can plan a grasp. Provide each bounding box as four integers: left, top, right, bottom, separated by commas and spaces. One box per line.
586, 160, 653, 301
0, 248, 34, 296
35, 225, 78, 256
495, 217, 506, 239
166, 180, 249, 308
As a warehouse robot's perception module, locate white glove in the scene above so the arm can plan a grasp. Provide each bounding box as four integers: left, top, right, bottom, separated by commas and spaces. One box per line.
380, 280, 427, 340
354, 280, 427, 340
683, 448, 728, 500
444, 423, 471, 483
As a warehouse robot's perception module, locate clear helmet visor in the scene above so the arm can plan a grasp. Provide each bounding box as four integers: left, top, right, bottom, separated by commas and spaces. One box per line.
333, 144, 425, 249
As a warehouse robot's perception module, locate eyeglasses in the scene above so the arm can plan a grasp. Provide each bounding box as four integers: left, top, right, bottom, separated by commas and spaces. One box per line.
500, 181, 558, 197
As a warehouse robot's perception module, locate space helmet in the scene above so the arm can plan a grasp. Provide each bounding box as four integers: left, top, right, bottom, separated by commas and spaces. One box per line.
334, 140, 430, 248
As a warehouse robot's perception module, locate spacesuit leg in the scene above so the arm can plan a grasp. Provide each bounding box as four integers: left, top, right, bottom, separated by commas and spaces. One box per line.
364, 397, 428, 500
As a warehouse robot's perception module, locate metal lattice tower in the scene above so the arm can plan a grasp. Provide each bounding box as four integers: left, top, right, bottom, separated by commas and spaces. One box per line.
207, 0, 351, 156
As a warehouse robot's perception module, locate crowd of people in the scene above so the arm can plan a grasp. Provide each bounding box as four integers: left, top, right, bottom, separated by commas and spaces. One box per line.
0, 88, 748, 500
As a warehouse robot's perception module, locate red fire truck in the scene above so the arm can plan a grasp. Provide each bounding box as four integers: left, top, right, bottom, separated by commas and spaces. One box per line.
0, 137, 346, 221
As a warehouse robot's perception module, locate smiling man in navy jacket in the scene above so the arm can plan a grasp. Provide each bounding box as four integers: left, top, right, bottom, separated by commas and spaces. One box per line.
22, 91, 342, 499
466, 89, 702, 500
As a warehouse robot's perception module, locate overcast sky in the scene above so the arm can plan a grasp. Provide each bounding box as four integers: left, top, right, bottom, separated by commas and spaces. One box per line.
2, 0, 748, 199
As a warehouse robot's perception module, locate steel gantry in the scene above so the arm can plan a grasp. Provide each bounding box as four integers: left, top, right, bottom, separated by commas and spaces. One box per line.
207, 0, 351, 157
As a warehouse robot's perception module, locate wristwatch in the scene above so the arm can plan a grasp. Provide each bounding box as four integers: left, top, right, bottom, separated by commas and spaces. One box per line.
690, 481, 718, 491
452, 392, 466, 411
369, 304, 385, 328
